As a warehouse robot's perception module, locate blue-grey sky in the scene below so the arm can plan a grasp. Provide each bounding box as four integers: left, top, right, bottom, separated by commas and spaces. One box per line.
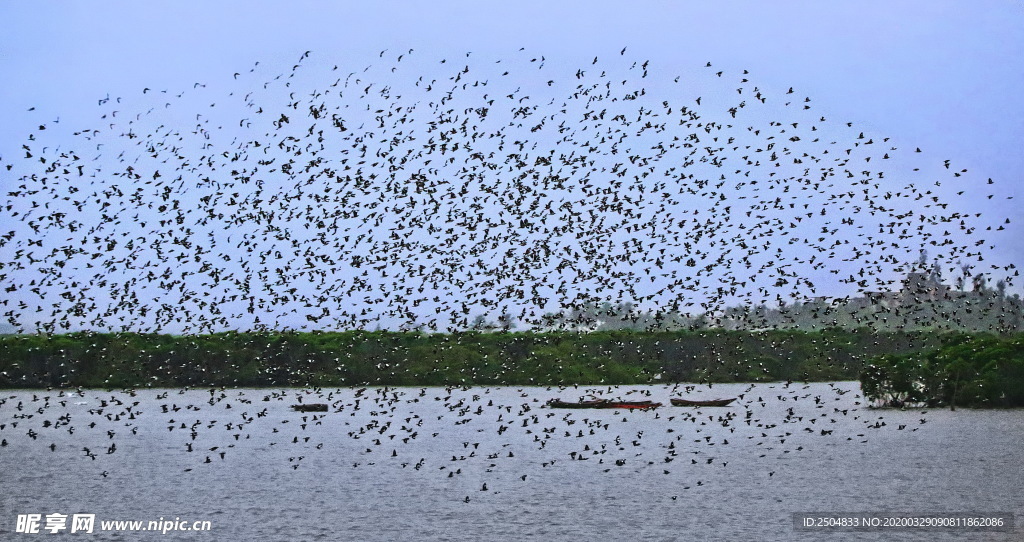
3, 1, 1021, 172
1, 1, 1022, 333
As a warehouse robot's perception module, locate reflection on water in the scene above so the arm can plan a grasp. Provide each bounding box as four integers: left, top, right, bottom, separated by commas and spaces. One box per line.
0, 382, 1020, 541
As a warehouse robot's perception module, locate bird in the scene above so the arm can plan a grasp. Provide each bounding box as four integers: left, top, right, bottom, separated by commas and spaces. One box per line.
0, 49, 1014, 501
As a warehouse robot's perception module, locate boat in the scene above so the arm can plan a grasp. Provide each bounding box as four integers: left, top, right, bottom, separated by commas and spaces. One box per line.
546, 399, 661, 410
605, 400, 661, 410
546, 398, 611, 409
670, 398, 736, 407
291, 403, 329, 412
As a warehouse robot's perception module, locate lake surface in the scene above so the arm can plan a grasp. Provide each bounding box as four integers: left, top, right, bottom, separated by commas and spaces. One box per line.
0, 382, 1020, 541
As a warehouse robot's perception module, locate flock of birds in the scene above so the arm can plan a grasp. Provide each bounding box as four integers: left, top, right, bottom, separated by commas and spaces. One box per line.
0, 382, 922, 502
0, 48, 1014, 333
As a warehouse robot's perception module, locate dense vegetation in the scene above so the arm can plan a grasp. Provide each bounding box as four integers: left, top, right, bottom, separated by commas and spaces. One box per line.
861, 333, 1024, 408
0, 328, 959, 389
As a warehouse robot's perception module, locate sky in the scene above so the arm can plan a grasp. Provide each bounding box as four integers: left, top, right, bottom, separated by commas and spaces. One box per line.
1, 1, 1023, 333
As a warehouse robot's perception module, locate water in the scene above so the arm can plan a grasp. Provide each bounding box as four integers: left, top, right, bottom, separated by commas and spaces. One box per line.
0, 382, 1020, 541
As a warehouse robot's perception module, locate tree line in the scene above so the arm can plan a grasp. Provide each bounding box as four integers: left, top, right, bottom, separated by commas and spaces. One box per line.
0, 328, 956, 389
529, 266, 1024, 335
860, 333, 1024, 408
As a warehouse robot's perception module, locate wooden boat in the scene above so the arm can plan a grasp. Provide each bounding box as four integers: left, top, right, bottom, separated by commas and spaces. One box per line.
605, 400, 661, 410
670, 398, 736, 407
546, 398, 611, 409
291, 403, 329, 412
547, 398, 661, 410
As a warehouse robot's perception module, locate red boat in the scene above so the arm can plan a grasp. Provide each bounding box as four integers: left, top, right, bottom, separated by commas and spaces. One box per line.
546, 399, 660, 410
